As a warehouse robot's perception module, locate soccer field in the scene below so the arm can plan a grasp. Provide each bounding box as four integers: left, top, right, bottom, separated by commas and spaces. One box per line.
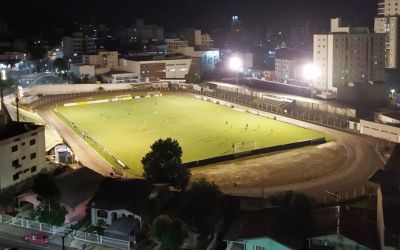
55, 94, 328, 176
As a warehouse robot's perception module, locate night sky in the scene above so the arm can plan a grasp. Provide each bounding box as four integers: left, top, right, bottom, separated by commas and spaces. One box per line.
3, 0, 377, 32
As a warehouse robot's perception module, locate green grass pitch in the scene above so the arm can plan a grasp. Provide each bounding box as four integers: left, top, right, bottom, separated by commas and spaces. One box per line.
55, 93, 328, 176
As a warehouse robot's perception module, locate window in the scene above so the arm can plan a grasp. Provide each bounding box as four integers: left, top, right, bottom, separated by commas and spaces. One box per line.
12, 160, 20, 168
31, 166, 37, 173
13, 173, 19, 181
97, 210, 108, 218
30, 153, 36, 160
11, 145, 18, 152
253, 246, 266, 250
30, 139, 36, 146
31, 132, 37, 136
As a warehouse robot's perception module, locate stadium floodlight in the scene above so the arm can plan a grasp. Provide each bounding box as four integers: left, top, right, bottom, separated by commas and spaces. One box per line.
391, 89, 396, 94
229, 56, 243, 84
228, 56, 243, 72
303, 63, 321, 99
302, 63, 321, 81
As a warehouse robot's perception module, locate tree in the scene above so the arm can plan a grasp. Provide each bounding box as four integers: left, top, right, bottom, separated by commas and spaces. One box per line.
0, 190, 16, 213
33, 173, 61, 210
0, 78, 16, 102
184, 72, 201, 84
269, 191, 315, 217
142, 138, 191, 191
152, 215, 185, 250
37, 203, 67, 226
185, 179, 224, 237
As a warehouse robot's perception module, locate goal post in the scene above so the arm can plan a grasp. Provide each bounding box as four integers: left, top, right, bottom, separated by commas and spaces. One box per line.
113, 94, 132, 101
233, 141, 257, 154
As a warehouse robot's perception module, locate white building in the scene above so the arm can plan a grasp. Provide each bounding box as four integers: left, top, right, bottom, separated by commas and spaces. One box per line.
314, 18, 386, 92
275, 58, 305, 83
374, 0, 400, 69
101, 70, 139, 83
165, 39, 219, 73
0, 120, 46, 190
82, 51, 118, 75
119, 55, 192, 81
184, 28, 214, 49
70, 64, 95, 79
62, 32, 96, 57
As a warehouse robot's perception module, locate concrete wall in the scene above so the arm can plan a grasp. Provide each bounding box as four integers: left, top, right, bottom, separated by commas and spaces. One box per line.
360, 119, 400, 143
24, 84, 133, 96
0, 126, 46, 190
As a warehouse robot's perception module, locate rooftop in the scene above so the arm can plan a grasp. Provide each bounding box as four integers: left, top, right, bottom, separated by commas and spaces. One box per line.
90, 178, 154, 215
309, 206, 378, 249
123, 53, 190, 62
223, 207, 305, 250
0, 121, 43, 141
56, 167, 104, 208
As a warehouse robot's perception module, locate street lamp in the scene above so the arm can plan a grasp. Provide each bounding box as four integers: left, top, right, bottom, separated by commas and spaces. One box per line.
303, 63, 321, 98
229, 56, 243, 85
391, 89, 396, 106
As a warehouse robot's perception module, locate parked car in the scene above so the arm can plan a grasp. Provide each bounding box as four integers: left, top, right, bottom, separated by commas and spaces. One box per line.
24, 233, 49, 245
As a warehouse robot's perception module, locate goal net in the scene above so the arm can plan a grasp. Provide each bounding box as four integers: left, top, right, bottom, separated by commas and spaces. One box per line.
146, 91, 162, 97
233, 141, 257, 154
113, 94, 132, 101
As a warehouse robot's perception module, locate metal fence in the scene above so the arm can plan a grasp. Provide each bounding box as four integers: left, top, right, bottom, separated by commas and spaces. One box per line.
0, 214, 130, 249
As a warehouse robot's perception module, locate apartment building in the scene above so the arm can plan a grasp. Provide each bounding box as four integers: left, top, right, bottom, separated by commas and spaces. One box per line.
374, 0, 400, 69
314, 18, 386, 92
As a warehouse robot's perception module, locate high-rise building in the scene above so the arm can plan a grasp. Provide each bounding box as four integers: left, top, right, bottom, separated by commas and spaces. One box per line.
314, 18, 386, 92
62, 32, 96, 57
184, 28, 214, 49
374, 0, 400, 69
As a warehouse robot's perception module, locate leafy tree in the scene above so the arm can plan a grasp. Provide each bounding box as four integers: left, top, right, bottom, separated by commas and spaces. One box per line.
0, 190, 15, 213
33, 173, 61, 210
37, 203, 67, 226
142, 138, 191, 191
53, 58, 67, 71
270, 191, 315, 217
185, 179, 224, 237
184, 72, 201, 84
152, 215, 185, 250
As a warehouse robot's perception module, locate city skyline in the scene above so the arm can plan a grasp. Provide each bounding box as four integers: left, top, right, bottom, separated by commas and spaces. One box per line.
4, 0, 378, 32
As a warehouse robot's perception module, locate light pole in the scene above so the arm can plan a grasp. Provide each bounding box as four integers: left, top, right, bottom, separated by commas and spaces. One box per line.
229, 56, 243, 85
391, 89, 396, 106
68, 59, 72, 84
303, 63, 321, 99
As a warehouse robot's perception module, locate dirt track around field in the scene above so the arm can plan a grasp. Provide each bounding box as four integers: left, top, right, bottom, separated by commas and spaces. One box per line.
192, 142, 346, 193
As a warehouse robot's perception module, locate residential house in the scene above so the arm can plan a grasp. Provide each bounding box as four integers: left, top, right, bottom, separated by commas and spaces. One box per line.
17, 167, 104, 224
223, 207, 306, 250
90, 178, 168, 241
308, 206, 379, 250
369, 144, 400, 250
